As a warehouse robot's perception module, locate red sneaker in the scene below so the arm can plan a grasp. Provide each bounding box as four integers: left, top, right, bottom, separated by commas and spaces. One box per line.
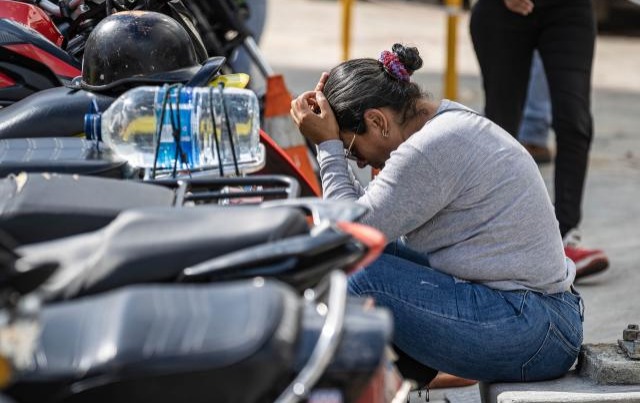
563, 230, 609, 280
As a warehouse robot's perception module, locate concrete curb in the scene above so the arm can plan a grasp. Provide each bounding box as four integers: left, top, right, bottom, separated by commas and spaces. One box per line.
579, 344, 640, 385
497, 391, 640, 403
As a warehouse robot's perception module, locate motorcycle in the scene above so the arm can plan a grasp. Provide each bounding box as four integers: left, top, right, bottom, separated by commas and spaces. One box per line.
0, 173, 409, 402
0, 1, 424, 394
0, 266, 404, 403
0, 173, 381, 296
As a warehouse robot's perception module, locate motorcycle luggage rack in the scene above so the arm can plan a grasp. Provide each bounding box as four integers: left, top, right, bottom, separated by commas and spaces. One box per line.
146, 174, 300, 206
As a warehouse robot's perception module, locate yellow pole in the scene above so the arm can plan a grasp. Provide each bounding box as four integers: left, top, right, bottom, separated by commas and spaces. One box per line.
444, 0, 462, 100
341, 0, 354, 61
0, 356, 12, 389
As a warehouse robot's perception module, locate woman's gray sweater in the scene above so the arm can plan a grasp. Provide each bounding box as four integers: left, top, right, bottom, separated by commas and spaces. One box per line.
316, 99, 574, 294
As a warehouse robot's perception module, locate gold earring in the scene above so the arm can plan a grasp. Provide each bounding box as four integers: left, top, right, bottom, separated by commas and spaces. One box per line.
382, 128, 389, 138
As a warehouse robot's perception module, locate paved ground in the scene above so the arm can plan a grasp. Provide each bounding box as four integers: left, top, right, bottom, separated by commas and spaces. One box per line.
259, 0, 640, 347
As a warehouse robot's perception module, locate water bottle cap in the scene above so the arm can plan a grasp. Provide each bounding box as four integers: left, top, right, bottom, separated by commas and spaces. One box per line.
84, 112, 102, 142
84, 99, 102, 142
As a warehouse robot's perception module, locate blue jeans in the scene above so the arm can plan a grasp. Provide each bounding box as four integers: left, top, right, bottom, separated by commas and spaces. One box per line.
347, 242, 584, 382
518, 51, 552, 148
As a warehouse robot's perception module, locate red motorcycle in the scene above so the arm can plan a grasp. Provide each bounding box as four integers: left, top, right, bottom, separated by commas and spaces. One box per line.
0, 0, 80, 106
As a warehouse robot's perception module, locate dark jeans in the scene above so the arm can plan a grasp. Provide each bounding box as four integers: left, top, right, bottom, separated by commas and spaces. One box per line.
470, 0, 596, 236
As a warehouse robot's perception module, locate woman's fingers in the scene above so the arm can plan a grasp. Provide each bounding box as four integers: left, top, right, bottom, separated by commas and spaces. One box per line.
291, 91, 317, 117
290, 89, 340, 144
315, 91, 332, 117
291, 90, 326, 117
290, 92, 321, 128
315, 72, 329, 92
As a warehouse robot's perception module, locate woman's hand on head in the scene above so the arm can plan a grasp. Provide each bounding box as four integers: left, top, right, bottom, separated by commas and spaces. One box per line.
503, 0, 533, 15
314, 72, 329, 92
290, 80, 340, 145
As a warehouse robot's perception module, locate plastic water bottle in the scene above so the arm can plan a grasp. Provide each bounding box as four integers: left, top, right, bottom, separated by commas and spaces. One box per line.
84, 85, 265, 176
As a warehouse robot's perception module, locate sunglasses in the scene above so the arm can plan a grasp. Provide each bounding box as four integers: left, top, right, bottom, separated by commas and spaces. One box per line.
344, 134, 358, 161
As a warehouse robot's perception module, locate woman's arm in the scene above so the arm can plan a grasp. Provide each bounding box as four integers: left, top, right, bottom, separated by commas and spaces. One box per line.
316, 140, 365, 200
351, 142, 451, 242
290, 75, 367, 198
316, 134, 453, 243
289, 73, 339, 145
291, 75, 453, 242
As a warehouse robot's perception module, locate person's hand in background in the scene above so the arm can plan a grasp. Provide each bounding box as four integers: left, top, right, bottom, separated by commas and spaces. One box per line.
504, 0, 534, 15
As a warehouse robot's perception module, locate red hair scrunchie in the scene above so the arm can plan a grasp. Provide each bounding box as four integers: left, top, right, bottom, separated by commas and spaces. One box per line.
378, 50, 410, 82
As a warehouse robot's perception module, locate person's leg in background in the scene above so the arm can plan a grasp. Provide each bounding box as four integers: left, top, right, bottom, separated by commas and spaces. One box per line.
471, 0, 609, 280
469, 0, 537, 138
519, 50, 553, 164
537, 0, 609, 279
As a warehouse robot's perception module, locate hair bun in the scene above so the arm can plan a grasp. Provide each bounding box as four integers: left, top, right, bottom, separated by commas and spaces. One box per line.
391, 43, 423, 75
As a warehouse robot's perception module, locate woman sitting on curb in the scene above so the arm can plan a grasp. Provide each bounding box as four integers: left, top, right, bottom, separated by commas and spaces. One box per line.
290, 43, 583, 382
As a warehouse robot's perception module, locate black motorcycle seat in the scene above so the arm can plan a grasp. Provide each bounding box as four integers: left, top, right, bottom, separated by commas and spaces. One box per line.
0, 173, 175, 245
0, 137, 129, 179
8, 281, 301, 403
18, 206, 309, 301
0, 86, 115, 139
